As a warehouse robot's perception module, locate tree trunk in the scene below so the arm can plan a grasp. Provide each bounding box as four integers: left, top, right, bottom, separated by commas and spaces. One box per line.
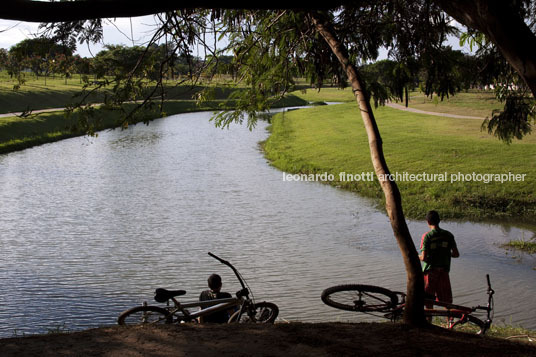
310, 11, 426, 326
436, 0, 536, 99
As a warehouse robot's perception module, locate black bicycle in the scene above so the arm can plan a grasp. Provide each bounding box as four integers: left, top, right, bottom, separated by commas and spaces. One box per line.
118, 252, 279, 325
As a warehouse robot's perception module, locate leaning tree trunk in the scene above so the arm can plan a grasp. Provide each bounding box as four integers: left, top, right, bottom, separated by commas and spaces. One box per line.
310, 12, 426, 326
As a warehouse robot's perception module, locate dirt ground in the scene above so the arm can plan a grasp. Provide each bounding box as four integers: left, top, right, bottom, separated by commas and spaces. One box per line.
1, 322, 535, 357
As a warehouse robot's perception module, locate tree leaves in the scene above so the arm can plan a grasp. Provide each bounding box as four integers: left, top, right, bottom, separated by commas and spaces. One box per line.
483, 96, 535, 144
35, 3, 536, 142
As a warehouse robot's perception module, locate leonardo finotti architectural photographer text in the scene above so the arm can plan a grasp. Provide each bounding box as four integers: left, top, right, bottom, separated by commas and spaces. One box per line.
283, 171, 527, 184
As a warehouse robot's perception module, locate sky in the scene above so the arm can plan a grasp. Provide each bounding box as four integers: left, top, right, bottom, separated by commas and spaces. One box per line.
0, 16, 471, 59
0, 16, 161, 57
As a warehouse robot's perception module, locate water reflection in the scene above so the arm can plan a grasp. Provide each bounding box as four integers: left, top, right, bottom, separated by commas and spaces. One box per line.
0, 110, 535, 337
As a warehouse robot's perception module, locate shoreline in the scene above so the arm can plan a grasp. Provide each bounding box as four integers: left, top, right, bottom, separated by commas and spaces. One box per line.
1, 322, 535, 356
0, 95, 308, 155
0, 102, 221, 155
262, 104, 536, 225
3, 98, 535, 227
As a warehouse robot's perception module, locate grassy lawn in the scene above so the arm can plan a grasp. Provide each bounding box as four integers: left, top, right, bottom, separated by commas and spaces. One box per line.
0, 72, 309, 153
292, 86, 356, 103
0, 74, 95, 114
0, 73, 246, 114
402, 90, 504, 118
292, 87, 504, 117
263, 102, 536, 221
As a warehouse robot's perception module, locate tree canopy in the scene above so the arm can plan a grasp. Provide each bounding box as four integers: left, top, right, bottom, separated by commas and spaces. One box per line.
4, 1, 532, 141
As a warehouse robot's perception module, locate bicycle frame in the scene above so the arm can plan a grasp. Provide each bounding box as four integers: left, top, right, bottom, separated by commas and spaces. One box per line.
118, 252, 279, 325
153, 252, 254, 323
162, 295, 241, 323
389, 275, 494, 333
321, 275, 494, 335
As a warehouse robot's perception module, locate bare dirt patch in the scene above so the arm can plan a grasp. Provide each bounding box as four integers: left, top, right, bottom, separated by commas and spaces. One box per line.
1, 322, 535, 357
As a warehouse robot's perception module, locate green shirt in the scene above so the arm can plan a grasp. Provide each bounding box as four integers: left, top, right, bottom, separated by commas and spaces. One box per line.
420, 227, 457, 273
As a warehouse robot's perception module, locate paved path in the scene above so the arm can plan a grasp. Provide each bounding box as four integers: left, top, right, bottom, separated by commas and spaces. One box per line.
1, 102, 485, 120
0, 107, 67, 118
386, 102, 485, 120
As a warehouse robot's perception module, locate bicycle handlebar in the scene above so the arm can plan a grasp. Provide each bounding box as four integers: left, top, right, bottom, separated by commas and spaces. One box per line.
473, 305, 489, 311
208, 252, 247, 290
486, 274, 495, 296
208, 252, 227, 265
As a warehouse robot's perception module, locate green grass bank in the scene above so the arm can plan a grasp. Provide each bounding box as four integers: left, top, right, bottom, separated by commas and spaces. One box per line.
0, 101, 215, 154
405, 91, 504, 118
502, 240, 536, 254
263, 100, 536, 222
0, 81, 307, 154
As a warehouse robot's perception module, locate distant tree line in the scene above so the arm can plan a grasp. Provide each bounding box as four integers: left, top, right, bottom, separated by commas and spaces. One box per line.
1, 37, 488, 99
359, 48, 485, 107
0, 38, 227, 89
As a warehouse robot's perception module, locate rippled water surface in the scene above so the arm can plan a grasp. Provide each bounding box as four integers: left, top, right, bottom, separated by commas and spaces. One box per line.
1, 110, 535, 336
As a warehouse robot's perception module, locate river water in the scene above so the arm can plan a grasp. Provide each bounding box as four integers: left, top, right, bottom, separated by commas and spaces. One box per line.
0, 110, 535, 337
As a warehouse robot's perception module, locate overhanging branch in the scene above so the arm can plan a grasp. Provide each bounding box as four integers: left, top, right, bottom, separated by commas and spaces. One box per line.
1, 0, 338, 22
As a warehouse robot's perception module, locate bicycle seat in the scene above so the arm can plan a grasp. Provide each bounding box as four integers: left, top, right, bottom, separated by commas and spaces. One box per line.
154, 288, 187, 303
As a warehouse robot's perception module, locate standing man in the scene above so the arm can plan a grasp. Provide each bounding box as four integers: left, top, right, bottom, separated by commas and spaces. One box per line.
419, 210, 460, 308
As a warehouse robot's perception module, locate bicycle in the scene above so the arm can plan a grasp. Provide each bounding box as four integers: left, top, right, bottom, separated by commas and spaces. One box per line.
321, 274, 494, 335
117, 252, 279, 325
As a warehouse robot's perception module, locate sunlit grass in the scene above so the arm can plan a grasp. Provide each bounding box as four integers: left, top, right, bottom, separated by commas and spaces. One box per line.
394, 90, 504, 118
0, 73, 96, 114
0, 94, 307, 154
502, 240, 536, 254
291, 88, 505, 118
0, 71, 245, 114
263, 103, 536, 221
291, 87, 355, 103
486, 324, 536, 342
432, 316, 536, 341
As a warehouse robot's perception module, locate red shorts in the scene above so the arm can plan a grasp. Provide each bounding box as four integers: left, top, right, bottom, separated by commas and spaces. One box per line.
423, 268, 452, 307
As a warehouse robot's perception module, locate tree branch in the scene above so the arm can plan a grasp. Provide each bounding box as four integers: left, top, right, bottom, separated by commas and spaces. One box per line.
1, 0, 335, 22
435, 0, 536, 98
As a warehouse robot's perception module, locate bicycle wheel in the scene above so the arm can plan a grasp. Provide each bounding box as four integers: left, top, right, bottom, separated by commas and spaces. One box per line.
228, 302, 279, 323
427, 310, 487, 334
117, 305, 172, 325
321, 284, 398, 312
